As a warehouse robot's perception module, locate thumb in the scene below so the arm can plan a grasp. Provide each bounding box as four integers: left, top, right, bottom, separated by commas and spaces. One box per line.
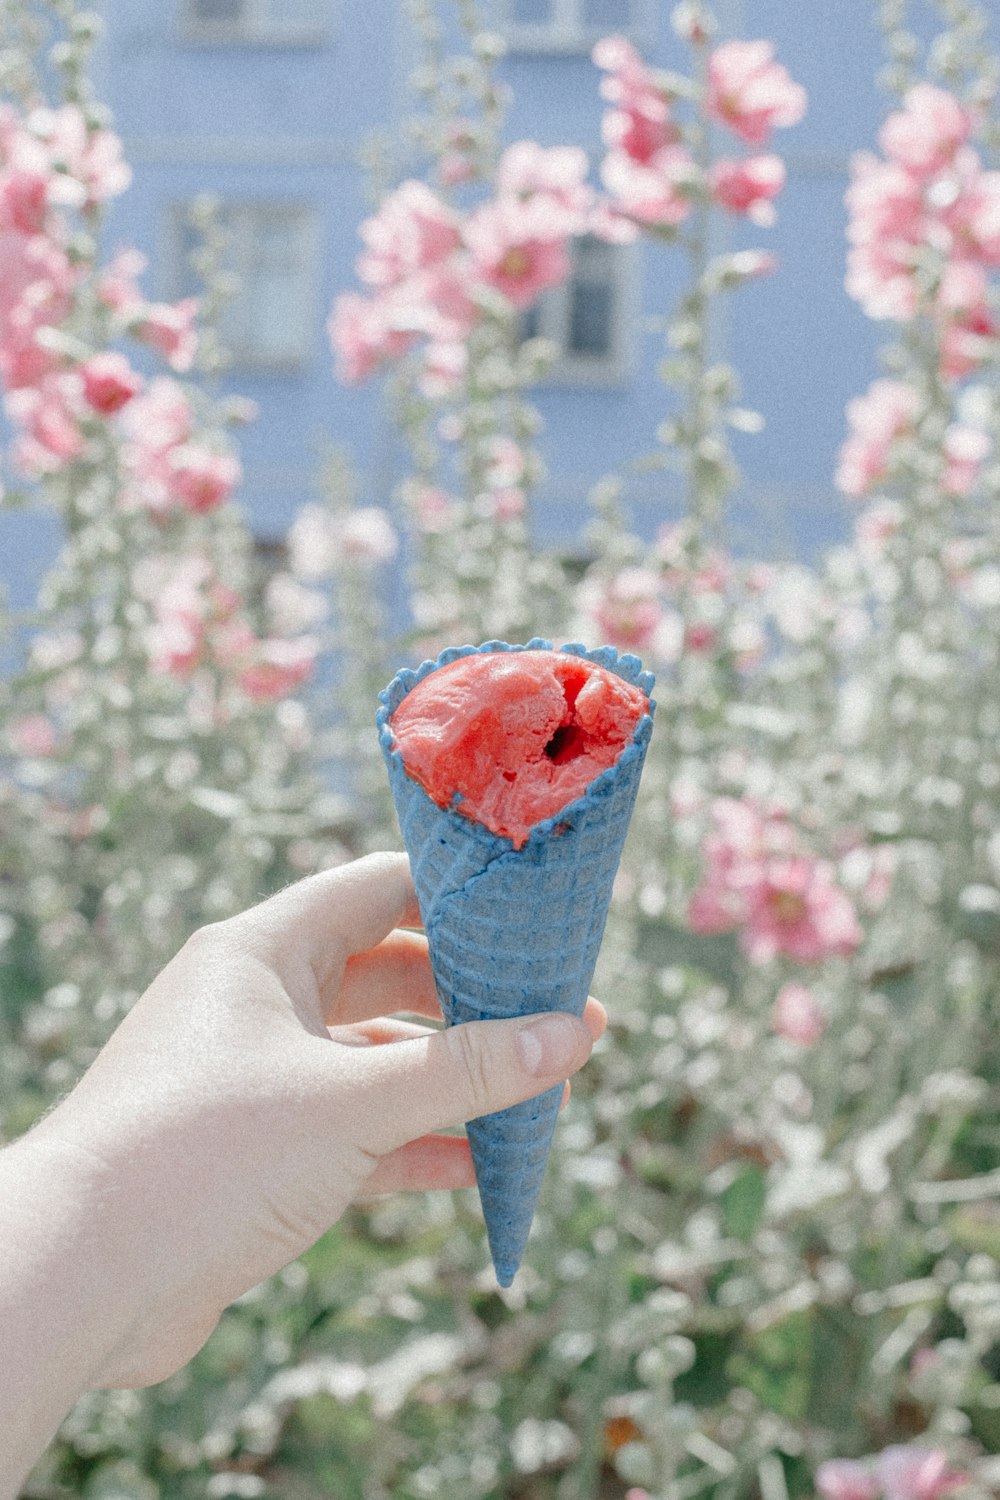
335, 1011, 598, 1156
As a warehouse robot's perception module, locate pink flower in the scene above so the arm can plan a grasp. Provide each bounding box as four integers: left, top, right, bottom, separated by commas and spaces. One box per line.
941, 152, 1000, 267
9, 713, 58, 757
134, 298, 198, 372
420, 339, 467, 399
464, 196, 572, 308
772, 982, 827, 1045
0, 167, 50, 234
405, 483, 456, 533
943, 423, 991, 496
743, 858, 862, 964
935, 260, 996, 379
33, 105, 131, 204
601, 145, 696, 227
707, 40, 807, 147
497, 140, 592, 222
593, 35, 675, 166
875, 1448, 968, 1500
854, 498, 905, 554
835, 379, 919, 498
880, 84, 973, 180
165, 445, 241, 514
356, 180, 462, 289
80, 352, 143, 415
238, 636, 318, 701
580, 566, 665, 652
815, 1460, 880, 1500
97, 246, 146, 316
709, 154, 786, 225
328, 290, 417, 384
687, 799, 862, 965
339, 506, 399, 564
845, 154, 926, 321
6, 375, 83, 473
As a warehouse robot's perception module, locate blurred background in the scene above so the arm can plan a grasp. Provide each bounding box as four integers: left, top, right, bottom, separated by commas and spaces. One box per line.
4, 0, 898, 610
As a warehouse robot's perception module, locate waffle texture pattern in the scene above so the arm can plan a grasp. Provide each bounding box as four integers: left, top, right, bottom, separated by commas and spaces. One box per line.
377, 639, 655, 1287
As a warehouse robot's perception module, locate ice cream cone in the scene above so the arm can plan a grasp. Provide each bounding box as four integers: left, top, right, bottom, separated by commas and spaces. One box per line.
377, 639, 655, 1286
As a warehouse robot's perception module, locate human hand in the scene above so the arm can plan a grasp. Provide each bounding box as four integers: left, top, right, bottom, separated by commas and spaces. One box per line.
21, 852, 606, 1392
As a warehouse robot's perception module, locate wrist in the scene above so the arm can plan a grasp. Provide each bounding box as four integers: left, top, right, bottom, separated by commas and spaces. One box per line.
0, 1125, 141, 1493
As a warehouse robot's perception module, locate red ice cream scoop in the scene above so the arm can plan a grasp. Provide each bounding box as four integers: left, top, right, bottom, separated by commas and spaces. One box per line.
389, 647, 649, 850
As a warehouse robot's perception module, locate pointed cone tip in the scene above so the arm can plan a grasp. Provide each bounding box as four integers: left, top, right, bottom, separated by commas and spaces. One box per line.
495, 1263, 519, 1289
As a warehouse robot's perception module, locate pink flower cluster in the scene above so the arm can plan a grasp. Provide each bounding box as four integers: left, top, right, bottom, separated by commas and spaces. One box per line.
688, 798, 864, 965
329, 143, 593, 389
836, 377, 991, 502
816, 1446, 967, 1500
135, 555, 317, 703
593, 35, 804, 235
846, 83, 1000, 377
119, 377, 241, 519
0, 102, 203, 484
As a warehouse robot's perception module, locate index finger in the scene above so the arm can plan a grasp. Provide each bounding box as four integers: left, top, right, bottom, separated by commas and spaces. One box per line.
228, 852, 422, 998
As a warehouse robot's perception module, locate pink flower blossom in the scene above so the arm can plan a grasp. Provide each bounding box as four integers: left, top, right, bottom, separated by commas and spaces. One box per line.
835, 379, 919, 498
31, 104, 131, 204
845, 154, 926, 321
405, 483, 456, 534
339, 506, 399, 564
9, 713, 58, 757
237, 636, 318, 701
709, 154, 786, 225
420, 339, 467, 399
707, 41, 807, 147
97, 246, 146, 316
166, 445, 241, 514
134, 297, 198, 372
601, 145, 696, 227
815, 1460, 881, 1500
580, 566, 665, 653
356, 180, 462, 289
941, 152, 1000, 267
880, 84, 973, 181
875, 1448, 968, 1500
688, 799, 863, 965
464, 196, 572, 308
593, 35, 675, 166
497, 140, 592, 222
854, 498, 905, 554
935, 259, 997, 379
772, 982, 827, 1045
328, 290, 418, 384
6, 374, 83, 473
80, 352, 143, 415
943, 422, 991, 496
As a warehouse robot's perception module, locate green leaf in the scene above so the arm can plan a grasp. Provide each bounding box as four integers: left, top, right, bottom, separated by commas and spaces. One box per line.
721, 1166, 767, 1241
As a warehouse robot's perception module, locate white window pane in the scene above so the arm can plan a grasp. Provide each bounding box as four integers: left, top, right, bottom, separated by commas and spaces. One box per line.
263, 0, 328, 29
581, 0, 632, 27
192, 0, 245, 20
567, 237, 616, 358
511, 0, 556, 23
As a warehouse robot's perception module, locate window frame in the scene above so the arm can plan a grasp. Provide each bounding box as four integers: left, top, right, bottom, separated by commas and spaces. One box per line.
181, 0, 332, 48
500, 0, 653, 55
167, 198, 321, 374
525, 235, 636, 388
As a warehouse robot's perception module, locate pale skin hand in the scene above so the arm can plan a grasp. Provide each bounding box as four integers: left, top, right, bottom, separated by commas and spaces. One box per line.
0, 852, 606, 1496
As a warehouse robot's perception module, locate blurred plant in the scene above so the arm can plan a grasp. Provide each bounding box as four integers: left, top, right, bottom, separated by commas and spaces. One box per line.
5, 1, 1000, 1498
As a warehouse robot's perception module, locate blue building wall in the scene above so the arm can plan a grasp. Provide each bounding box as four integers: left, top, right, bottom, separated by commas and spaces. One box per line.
6, 1, 931, 616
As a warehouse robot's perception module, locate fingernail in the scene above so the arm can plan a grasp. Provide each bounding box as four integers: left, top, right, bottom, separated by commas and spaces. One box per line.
516, 1013, 587, 1077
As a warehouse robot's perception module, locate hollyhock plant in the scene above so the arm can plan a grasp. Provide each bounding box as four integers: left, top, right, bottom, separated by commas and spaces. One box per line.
688, 798, 863, 964
464, 196, 574, 308
134, 297, 198, 372
772, 982, 828, 1045
879, 83, 973, 180
79, 352, 143, 415
835, 379, 919, 498
706, 40, 807, 146
709, 154, 786, 225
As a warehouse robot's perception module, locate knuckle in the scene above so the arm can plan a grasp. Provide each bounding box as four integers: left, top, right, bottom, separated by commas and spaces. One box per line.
450, 1022, 494, 1119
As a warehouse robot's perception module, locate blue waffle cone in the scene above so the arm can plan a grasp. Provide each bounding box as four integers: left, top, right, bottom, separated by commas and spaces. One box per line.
377, 639, 655, 1287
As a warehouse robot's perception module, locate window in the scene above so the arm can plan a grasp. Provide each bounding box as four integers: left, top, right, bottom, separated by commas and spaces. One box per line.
501, 0, 648, 53
522, 235, 632, 385
171, 201, 319, 372
183, 0, 330, 45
